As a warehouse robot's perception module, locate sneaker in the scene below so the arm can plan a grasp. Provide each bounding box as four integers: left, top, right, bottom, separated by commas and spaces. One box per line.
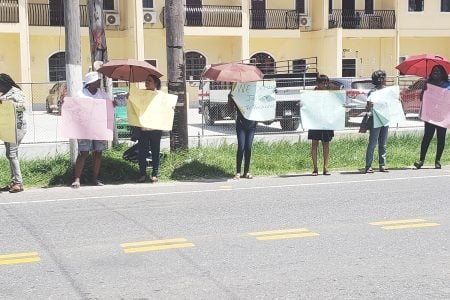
9, 183, 24, 193
379, 166, 389, 172
414, 160, 424, 169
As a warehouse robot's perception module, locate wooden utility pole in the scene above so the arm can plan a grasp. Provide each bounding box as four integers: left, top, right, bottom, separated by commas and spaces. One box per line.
87, 0, 116, 144
165, 0, 188, 150
64, 0, 82, 164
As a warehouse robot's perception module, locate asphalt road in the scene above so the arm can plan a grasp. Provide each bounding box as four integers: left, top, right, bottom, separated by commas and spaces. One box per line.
1, 167, 449, 299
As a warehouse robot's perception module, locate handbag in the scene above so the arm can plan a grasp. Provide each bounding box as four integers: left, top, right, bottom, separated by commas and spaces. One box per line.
359, 113, 372, 133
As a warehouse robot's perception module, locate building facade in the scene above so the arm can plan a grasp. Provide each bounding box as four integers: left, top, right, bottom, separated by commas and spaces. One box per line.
0, 0, 449, 107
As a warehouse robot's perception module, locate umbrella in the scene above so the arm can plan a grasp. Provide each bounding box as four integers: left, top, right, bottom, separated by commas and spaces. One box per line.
202, 63, 264, 83
97, 59, 163, 82
395, 54, 450, 78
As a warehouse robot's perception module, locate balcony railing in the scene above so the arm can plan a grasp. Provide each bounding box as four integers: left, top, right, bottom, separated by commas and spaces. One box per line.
249, 9, 299, 29
0, 0, 19, 23
28, 3, 88, 26
185, 5, 241, 27
329, 9, 395, 29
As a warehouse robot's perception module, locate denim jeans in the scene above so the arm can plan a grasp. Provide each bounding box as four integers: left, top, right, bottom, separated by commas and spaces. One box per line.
5, 125, 27, 184
365, 125, 388, 168
138, 130, 162, 177
235, 118, 256, 174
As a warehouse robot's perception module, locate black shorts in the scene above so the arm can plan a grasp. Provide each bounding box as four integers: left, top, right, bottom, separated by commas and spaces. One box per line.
308, 130, 334, 142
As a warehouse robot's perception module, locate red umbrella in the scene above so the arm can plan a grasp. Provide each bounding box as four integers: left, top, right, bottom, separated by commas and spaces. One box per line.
97, 59, 163, 82
202, 63, 264, 83
395, 54, 450, 78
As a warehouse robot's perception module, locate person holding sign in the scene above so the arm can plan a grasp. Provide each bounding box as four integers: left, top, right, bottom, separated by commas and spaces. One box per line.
0, 74, 26, 193
228, 92, 257, 179
414, 65, 450, 169
136, 74, 163, 183
309, 74, 335, 176
364, 70, 389, 173
71, 72, 110, 188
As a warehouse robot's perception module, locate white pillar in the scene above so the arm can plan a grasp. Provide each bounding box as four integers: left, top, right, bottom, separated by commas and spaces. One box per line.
18, 0, 31, 83
241, 0, 250, 60
135, 0, 145, 60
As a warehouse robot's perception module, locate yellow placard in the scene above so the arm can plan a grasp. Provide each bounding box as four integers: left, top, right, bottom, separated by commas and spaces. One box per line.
127, 87, 178, 131
0, 101, 17, 144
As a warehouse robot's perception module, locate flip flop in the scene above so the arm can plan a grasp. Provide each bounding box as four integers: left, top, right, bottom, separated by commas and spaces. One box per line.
71, 181, 80, 189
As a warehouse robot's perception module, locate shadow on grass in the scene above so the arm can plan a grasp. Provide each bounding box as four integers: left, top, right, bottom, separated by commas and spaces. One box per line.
170, 160, 230, 182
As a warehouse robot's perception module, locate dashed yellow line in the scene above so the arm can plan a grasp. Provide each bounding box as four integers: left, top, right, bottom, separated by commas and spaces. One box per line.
121, 238, 194, 253
369, 218, 440, 230
0, 252, 41, 265
249, 228, 319, 241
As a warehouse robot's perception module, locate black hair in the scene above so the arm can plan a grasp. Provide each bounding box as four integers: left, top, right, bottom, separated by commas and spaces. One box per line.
0, 73, 21, 93
148, 74, 161, 90
371, 70, 386, 86
428, 65, 448, 83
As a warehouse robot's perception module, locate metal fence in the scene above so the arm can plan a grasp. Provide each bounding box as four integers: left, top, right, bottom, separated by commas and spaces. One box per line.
8, 76, 424, 145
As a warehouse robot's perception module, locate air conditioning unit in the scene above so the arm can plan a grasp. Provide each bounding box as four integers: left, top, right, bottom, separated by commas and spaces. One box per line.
105, 13, 120, 26
299, 16, 311, 27
143, 11, 157, 24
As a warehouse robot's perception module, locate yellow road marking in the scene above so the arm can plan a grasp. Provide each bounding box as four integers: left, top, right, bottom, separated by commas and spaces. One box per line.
123, 243, 194, 253
121, 238, 187, 248
382, 223, 440, 230
256, 232, 320, 240
249, 228, 310, 236
0, 252, 40, 266
369, 219, 426, 226
0, 257, 41, 265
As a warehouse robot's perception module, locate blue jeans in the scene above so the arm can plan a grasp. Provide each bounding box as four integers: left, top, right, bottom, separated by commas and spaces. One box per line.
5, 125, 27, 184
138, 130, 162, 177
235, 118, 256, 174
365, 126, 389, 168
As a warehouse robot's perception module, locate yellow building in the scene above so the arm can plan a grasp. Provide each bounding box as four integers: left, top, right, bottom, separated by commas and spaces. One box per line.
0, 0, 449, 108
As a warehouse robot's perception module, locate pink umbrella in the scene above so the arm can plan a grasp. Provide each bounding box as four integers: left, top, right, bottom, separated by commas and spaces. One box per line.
97, 59, 163, 82
202, 63, 264, 83
395, 54, 450, 78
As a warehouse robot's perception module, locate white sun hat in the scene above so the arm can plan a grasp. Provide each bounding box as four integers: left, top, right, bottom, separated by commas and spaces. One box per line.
84, 71, 101, 86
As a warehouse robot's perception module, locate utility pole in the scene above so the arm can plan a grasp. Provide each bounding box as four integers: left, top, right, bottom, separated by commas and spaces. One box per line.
65, 0, 82, 164
87, 0, 116, 144
165, 0, 188, 150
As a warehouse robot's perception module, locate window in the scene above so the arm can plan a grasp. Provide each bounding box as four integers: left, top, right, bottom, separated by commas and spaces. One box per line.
145, 59, 158, 68
143, 0, 154, 9
103, 0, 115, 11
295, 0, 305, 14
250, 52, 275, 75
408, 0, 423, 12
185, 51, 206, 80
329, 0, 333, 14
442, 0, 450, 12
342, 59, 356, 77
49, 52, 66, 81
365, 0, 374, 14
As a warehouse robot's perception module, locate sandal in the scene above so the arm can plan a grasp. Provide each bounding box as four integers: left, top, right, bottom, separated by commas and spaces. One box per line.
150, 176, 158, 183
312, 169, 318, 176
233, 173, 241, 180
323, 169, 331, 176
242, 173, 253, 179
71, 181, 81, 189
364, 167, 374, 174
93, 180, 104, 186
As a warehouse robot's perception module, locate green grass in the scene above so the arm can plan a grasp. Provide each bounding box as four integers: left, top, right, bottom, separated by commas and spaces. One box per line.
1, 134, 448, 188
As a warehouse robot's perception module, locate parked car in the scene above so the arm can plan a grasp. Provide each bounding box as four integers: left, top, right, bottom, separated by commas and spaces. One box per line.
45, 82, 67, 114
400, 79, 425, 115
331, 78, 373, 119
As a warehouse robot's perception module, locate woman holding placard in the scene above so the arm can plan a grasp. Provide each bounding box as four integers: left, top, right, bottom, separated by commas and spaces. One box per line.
0, 73, 26, 193
414, 65, 450, 169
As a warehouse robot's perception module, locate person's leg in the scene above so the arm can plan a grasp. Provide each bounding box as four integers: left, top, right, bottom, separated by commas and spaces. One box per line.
365, 127, 380, 171
92, 151, 103, 184
435, 126, 447, 167
311, 140, 319, 174
243, 126, 256, 176
137, 132, 150, 181
419, 122, 435, 162
235, 121, 245, 175
322, 141, 330, 174
6, 127, 26, 188
72, 151, 89, 187
148, 130, 162, 180
378, 126, 389, 168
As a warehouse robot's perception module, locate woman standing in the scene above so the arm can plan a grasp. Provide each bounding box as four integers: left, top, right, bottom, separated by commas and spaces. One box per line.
364, 70, 389, 173
0, 73, 26, 193
228, 92, 257, 179
137, 74, 163, 183
414, 65, 450, 169
309, 74, 335, 175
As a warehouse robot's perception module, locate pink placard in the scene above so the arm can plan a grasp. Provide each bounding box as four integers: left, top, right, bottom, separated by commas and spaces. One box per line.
61, 97, 114, 140
421, 84, 450, 129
